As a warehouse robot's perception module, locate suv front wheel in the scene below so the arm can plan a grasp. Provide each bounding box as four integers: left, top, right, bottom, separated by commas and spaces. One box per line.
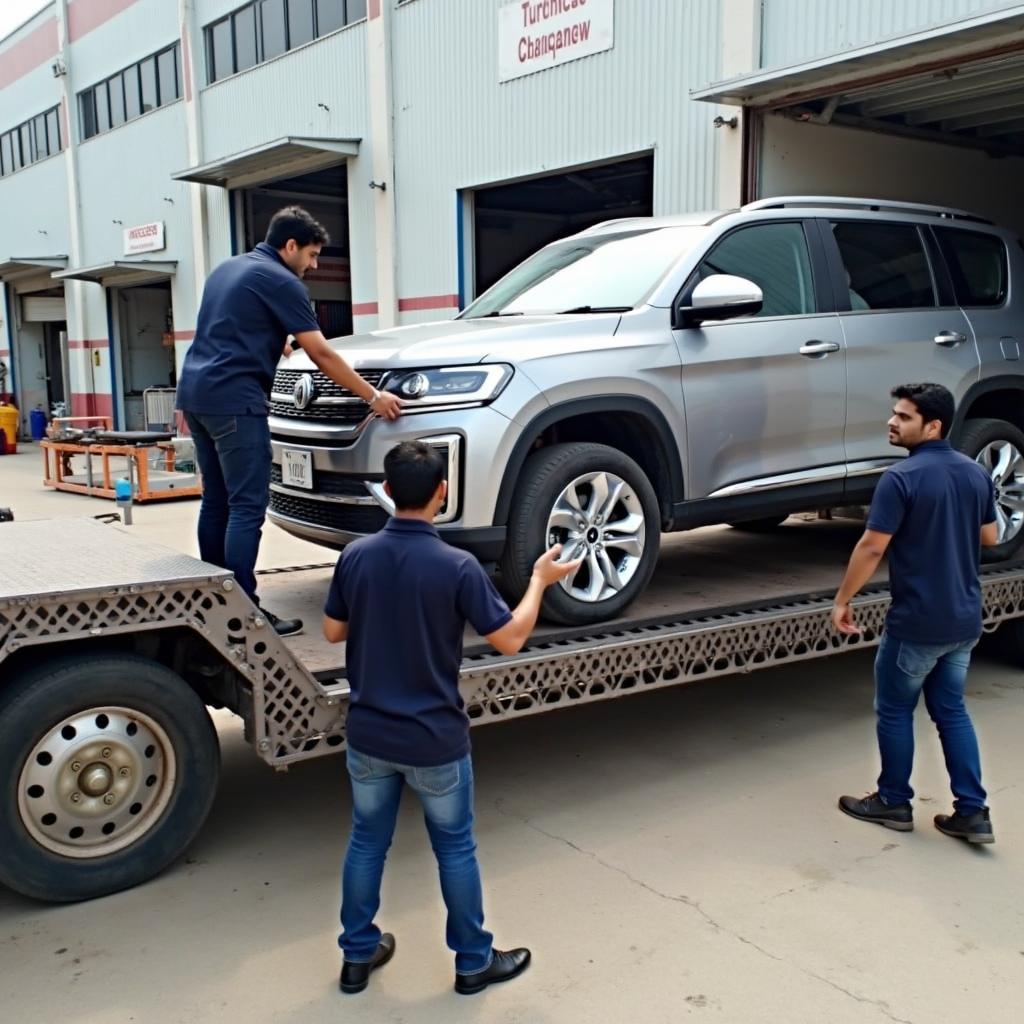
500, 442, 661, 625
956, 417, 1024, 562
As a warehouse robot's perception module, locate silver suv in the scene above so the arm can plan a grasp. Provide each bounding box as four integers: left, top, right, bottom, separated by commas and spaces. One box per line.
269, 196, 1024, 625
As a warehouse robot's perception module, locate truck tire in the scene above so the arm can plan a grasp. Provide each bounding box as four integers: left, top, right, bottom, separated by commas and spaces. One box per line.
500, 442, 661, 626
0, 652, 219, 902
955, 417, 1024, 562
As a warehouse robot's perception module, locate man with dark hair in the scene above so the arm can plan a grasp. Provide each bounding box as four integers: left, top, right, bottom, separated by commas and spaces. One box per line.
833, 383, 1000, 843
177, 206, 401, 635
323, 440, 581, 996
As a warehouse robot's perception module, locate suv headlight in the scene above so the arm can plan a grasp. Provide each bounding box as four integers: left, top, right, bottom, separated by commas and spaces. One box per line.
383, 364, 513, 409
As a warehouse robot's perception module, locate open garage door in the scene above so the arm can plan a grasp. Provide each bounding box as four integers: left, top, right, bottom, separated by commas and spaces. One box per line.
694, 7, 1024, 232
470, 154, 653, 296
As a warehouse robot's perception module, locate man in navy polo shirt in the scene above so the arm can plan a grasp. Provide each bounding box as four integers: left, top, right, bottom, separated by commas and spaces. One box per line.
323, 441, 581, 996
177, 206, 401, 635
833, 383, 999, 844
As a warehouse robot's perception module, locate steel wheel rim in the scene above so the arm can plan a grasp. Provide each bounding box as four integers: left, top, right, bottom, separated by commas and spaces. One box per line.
975, 439, 1024, 543
546, 470, 646, 603
17, 706, 176, 859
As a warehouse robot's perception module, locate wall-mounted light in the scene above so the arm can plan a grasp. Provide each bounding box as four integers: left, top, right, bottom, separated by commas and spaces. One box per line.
112, 219, 123, 225
163, 196, 174, 204
369, 180, 387, 191
317, 102, 330, 112
51, 57, 67, 77
713, 115, 738, 129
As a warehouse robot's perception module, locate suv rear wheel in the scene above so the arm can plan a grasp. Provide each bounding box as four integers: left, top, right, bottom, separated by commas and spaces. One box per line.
956, 417, 1024, 562
500, 442, 661, 625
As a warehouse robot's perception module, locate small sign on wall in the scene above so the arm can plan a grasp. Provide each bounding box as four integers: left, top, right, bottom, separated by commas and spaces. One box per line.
123, 222, 165, 256
499, 0, 614, 83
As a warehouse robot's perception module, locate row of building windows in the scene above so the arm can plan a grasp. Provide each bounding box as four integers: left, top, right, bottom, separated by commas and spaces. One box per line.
206, 0, 367, 83
0, 106, 62, 178
80, 43, 182, 140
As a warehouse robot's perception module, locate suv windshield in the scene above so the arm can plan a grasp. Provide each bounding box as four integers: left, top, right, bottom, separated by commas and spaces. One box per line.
461, 225, 709, 318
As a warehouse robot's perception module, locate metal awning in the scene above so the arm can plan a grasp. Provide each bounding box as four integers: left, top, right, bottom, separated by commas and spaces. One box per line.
172, 136, 360, 188
53, 261, 177, 287
693, 6, 1024, 155
0, 257, 67, 281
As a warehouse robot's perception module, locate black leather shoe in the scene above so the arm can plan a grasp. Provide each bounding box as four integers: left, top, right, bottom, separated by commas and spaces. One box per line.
935, 808, 994, 844
263, 609, 303, 637
340, 933, 396, 994
838, 792, 913, 831
455, 948, 531, 995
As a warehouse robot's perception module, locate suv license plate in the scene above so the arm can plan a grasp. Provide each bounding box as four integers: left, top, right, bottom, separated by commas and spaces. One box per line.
281, 450, 313, 490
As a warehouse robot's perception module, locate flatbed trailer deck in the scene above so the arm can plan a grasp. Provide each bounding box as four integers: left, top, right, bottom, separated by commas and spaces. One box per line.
2, 517, 1022, 902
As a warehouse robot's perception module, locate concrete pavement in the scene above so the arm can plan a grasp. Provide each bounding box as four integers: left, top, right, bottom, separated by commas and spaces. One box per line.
1, 441, 1022, 1023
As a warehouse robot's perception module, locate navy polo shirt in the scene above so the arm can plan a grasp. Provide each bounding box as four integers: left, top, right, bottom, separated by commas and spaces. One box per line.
176, 242, 320, 415
867, 440, 997, 644
324, 518, 513, 766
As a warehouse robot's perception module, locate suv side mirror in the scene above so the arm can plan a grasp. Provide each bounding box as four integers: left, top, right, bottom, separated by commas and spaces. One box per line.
674, 274, 763, 328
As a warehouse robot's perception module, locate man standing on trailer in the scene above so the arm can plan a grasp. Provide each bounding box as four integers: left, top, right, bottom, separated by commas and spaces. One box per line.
177, 206, 401, 636
832, 383, 999, 843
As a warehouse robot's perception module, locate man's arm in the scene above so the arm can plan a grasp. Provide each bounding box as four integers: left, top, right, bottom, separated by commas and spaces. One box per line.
293, 329, 402, 421
832, 529, 893, 635
485, 548, 582, 655
981, 521, 999, 547
323, 615, 349, 643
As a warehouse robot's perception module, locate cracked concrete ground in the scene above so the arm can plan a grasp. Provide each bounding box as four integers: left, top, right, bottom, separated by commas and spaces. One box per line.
1, 445, 1023, 1023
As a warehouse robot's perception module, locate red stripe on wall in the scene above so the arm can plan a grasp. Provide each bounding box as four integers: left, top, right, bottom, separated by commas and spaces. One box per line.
173, 330, 195, 341
71, 392, 114, 419
397, 294, 460, 312
68, 0, 139, 42
0, 18, 58, 90
369, 0, 382, 19
0, 349, 10, 358
352, 302, 379, 316
67, 338, 110, 350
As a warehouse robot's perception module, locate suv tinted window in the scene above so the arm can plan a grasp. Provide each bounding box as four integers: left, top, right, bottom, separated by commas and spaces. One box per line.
832, 222, 935, 310
936, 228, 1007, 307
695, 222, 815, 317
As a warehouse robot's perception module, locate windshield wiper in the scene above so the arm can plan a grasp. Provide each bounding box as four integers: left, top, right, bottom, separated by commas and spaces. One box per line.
557, 305, 632, 314
474, 311, 525, 318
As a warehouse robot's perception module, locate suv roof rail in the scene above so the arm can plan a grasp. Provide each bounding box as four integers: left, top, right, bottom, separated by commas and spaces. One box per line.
741, 195, 993, 225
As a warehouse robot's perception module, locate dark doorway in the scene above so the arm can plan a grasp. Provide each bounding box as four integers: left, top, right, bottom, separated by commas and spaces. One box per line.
472, 154, 654, 296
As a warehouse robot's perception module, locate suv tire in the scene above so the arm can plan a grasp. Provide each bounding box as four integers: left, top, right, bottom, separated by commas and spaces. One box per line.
500, 442, 661, 626
955, 417, 1024, 562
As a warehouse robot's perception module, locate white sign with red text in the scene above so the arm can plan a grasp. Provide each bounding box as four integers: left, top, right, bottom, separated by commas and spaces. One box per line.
499, 0, 614, 83
123, 222, 165, 256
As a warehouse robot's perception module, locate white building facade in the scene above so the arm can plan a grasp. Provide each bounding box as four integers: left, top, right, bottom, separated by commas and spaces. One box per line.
3, 0, 1024, 432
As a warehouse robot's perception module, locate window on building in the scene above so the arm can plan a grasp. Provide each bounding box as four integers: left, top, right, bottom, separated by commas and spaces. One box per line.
79, 43, 182, 140
0, 104, 63, 177
832, 222, 936, 310
695, 223, 816, 318
205, 0, 368, 84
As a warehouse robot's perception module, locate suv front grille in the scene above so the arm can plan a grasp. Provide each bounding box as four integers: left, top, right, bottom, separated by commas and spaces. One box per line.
270, 464, 377, 497
269, 368, 385, 423
269, 490, 390, 534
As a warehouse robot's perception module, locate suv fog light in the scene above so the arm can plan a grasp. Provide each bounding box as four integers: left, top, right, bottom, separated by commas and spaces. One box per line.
367, 433, 462, 525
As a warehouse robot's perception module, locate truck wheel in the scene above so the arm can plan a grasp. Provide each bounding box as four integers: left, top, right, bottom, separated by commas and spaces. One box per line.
500, 442, 661, 626
0, 652, 219, 902
956, 418, 1024, 562
728, 515, 789, 532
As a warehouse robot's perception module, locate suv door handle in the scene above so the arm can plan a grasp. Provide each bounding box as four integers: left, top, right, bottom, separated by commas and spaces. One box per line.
934, 331, 967, 347
798, 340, 840, 357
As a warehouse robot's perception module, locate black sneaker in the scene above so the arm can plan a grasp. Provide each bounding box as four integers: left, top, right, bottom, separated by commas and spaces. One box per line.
934, 808, 994, 845
455, 948, 531, 995
263, 609, 303, 637
838, 792, 913, 831
340, 933, 396, 994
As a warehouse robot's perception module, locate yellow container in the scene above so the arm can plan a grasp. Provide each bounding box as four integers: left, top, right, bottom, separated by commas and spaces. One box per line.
0, 403, 18, 454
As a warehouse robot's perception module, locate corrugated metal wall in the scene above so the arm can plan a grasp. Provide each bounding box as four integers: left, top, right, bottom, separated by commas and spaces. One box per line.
761, 0, 1014, 68
390, 0, 722, 307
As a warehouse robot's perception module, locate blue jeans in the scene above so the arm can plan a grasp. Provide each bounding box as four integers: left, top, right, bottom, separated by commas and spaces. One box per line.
184, 412, 270, 603
340, 747, 493, 975
874, 633, 987, 814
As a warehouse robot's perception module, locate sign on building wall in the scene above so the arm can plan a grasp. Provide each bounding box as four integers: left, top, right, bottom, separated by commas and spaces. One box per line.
123, 222, 165, 256
499, 0, 614, 83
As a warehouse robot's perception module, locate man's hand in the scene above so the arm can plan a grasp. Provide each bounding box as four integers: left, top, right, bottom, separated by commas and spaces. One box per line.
832, 602, 860, 635
532, 544, 584, 586
370, 390, 403, 421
